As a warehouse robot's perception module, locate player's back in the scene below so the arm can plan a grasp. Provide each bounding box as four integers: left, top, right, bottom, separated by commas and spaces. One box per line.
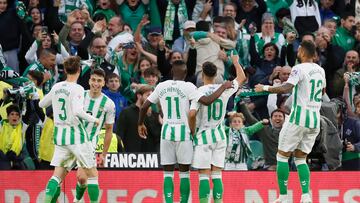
148, 80, 203, 141
288, 63, 326, 128
51, 81, 88, 145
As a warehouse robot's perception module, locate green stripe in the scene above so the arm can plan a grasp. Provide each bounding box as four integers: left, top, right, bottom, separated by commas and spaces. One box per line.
295, 105, 301, 125
170, 127, 175, 141
70, 127, 75, 144
211, 129, 216, 143
85, 99, 95, 128
61, 128, 67, 145
53, 126, 58, 145
290, 85, 298, 123
201, 131, 208, 144
79, 124, 86, 143
193, 136, 198, 145
90, 96, 108, 140
289, 109, 295, 123
305, 109, 310, 128
313, 111, 318, 128
218, 125, 225, 140
180, 125, 185, 141
162, 123, 168, 139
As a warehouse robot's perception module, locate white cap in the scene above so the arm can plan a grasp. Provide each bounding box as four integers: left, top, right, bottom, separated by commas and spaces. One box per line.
183, 20, 196, 30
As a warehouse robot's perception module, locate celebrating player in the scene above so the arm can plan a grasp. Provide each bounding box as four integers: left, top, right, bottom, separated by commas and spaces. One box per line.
255, 41, 326, 203
138, 60, 232, 203
73, 69, 115, 203
189, 53, 246, 203
39, 56, 100, 203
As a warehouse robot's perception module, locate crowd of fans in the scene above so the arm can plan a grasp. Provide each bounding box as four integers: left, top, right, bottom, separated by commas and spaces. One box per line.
0, 0, 359, 171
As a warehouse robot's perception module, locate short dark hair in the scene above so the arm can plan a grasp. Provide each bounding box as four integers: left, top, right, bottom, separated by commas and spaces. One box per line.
105, 72, 120, 83
28, 70, 44, 86
341, 11, 354, 20
224, 2, 237, 11
144, 67, 160, 78
6, 105, 21, 115
39, 48, 56, 58
300, 40, 317, 58
202, 62, 217, 77
63, 56, 81, 75
263, 42, 279, 56
172, 60, 186, 67
196, 20, 211, 32
89, 35, 103, 48
301, 32, 315, 41
271, 109, 285, 118
90, 68, 106, 79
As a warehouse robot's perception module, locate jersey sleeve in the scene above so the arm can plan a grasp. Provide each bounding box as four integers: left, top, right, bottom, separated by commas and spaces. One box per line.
147, 85, 160, 104
39, 87, 53, 108
190, 99, 200, 111
286, 65, 302, 86
105, 100, 116, 125
72, 86, 97, 123
222, 80, 239, 98
186, 83, 204, 102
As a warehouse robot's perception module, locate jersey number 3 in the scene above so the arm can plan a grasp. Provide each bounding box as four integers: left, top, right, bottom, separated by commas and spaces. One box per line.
58, 98, 67, 121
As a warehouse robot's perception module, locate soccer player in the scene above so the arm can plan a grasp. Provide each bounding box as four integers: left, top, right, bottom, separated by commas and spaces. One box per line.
39, 56, 100, 203
189, 54, 246, 203
73, 69, 116, 203
138, 60, 232, 203
255, 41, 326, 203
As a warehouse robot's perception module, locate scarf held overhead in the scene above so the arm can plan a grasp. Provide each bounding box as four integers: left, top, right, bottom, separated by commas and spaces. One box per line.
164, 0, 188, 41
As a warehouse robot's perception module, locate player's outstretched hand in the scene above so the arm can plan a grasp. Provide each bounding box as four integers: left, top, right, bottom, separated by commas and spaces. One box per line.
222, 81, 233, 89
138, 124, 148, 139
255, 84, 264, 92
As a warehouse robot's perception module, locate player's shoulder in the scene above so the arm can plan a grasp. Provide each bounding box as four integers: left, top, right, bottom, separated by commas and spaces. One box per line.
102, 93, 116, 108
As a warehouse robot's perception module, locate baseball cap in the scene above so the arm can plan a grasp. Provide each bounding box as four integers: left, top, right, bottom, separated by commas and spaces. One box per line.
183, 20, 196, 30
147, 26, 162, 36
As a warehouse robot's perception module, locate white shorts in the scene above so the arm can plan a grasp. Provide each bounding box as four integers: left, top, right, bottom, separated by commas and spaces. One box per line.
192, 140, 227, 169
278, 121, 320, 154
160, 139, 193, 165
50, 142, 96, 170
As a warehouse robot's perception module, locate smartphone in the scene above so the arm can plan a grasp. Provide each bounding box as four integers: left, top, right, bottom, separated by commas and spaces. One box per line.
42, 26, 48, 34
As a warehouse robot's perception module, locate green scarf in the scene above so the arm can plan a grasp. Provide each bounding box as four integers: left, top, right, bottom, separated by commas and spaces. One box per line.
348, 72, 360, 107
164, 0, 188, 41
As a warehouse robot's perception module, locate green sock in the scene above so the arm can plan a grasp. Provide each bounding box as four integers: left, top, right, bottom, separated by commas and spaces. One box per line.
212, 171, 223, 203
50, 185, 61, 203
295, 158, 310, 194
199, 174, 210, 203
44, 176, 60, 203
179, 171, 190, 203
75, 182, 87, 201
87, 177, 99, 203
276, 154, 289, 195
164, 171, 174, 203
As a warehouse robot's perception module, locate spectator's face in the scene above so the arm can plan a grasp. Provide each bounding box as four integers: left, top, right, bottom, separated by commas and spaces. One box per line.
108, 18, 123, 36
90, 38, 107, 57
355, 29, 360, 41
355, 102, 360, 116
302, 35, 315, 43
271, 111, 285, 128
342, 16, 355, 31
344, 50, 359, 66
315, 27, 331, 48
126, 47, 138, 61
354, 94, 360, 106
264, 45, 276, 61
171, 0, 181, 5
324, 21, 337, 37
241, 0, 254, 12
29, 0, 39, 8
145, 75, 158, 86
8, 111, 20, 126
31, 8, 41, 24
32, 25, 42, 38
0, 0, 7, 13
89, 74, 105, 94
73, 10, 86, 25
140, 59, 151, 73
42, 35, 52, 49
170, 52, 182, 64
106, 77, 120, 92
279, 66, 291, 82
320, 0, 334, 9
40, 53, 56, 70
148, 34, 162, 48
99, 0, 110, 9
69, 23, 85, 43
127, 0, 139, 7
223, 5, 236, 18
123, 24, 133, 34
215, 27, 227, 39
262, 19, 274, 33
139, 91, 153, 104
230, 117, 244, 130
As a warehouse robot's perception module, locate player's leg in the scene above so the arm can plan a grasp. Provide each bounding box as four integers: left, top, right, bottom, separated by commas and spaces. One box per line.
84, 167, 100, 203
73, 168, 88, 203
211, 141, 227, 203
295, 127, 319, 203
192, 144, 212, 203
161, 139, 177, 203
177, 140, 194, 203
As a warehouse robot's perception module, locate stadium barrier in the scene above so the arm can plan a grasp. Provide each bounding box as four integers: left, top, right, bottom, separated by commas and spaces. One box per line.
1, 171, 359, 203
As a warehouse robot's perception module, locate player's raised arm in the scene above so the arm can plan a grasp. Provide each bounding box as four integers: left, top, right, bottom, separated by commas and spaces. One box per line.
255, 82, 294, 94
39, 88, 53, 108
231, 52, 246, 86
138, 99, 152, 138
188, 100, 199, 137
198, 81, 233, 105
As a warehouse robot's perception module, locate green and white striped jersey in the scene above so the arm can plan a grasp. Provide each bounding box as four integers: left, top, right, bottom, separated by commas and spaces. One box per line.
39, 81, 97, 145
190, 80, 239, 145
83, 91, 115, 142
147, 80, 204, 141
287, 63, 326, 129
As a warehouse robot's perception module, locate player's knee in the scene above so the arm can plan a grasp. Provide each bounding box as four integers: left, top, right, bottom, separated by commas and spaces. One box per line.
77, 174, 87, 185
277, 150, 291, 157
294, 149, 307, 158
179, 164, 190, 172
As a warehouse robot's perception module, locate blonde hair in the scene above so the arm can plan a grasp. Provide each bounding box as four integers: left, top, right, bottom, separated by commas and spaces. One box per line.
228, 111, 245, 122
